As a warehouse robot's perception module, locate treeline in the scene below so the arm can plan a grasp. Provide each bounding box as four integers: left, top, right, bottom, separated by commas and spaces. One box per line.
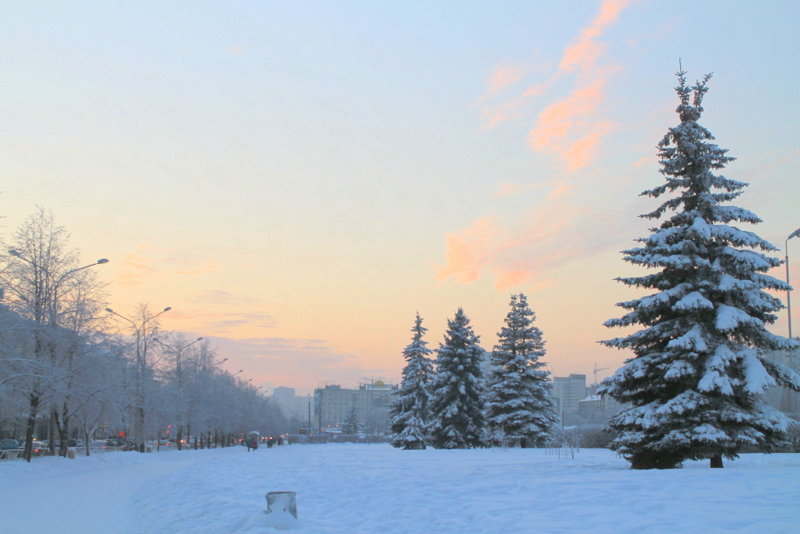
390, 294, 559, 450
0, 209, 286, 461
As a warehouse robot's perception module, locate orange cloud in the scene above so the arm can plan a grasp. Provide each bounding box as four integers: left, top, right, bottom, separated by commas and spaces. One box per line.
529, 79, 605, 151
478, 0, 633, 170
437, 200, 625, 290
486, 62, 534, 96
547, 180, 571, 199
116, 244, 216, 287
491, 182, 542, 199
562, 121, 615, 172
448, 0, 636, 290
436, 217, 498, 284
560, 0, 633, 72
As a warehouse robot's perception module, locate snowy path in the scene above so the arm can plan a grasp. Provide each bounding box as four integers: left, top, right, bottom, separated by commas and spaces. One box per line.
0, 448, 210, 533
2, 445, 799, 533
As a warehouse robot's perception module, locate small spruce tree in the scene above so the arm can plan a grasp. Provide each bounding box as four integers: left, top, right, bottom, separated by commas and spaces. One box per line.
602, 70, 800, 469
343, 407, 358, 435
428, 307, 486, 449
390, 312, 435, 449
485, 294, 558, 447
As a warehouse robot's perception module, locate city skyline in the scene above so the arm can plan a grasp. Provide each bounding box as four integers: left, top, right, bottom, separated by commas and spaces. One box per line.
3, 1, 798, 394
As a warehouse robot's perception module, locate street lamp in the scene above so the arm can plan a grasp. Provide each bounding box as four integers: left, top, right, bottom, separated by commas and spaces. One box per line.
786, 228, 800, 339
106, 305, 172, 452
50, 258, 109, 325
7, 250, 109, 325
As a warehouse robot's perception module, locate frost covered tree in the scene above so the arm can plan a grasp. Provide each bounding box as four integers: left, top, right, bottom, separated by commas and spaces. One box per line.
485, 294, 557, 447
390, 312, 435, 449
602, 71, 800, 469
428, 308, 486, 449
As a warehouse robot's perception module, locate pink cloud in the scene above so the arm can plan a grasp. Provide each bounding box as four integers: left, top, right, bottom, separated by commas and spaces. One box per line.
562, 121, 615, 172
116, 244, 216, 287
436, 217, 498, 284
447, 1, 636, 290
547, 180, 571, 199
528, 79, 605, 152
478, 0, 633, 170
491, 182, 541, 199
437, 200, 628, 290
486, 62, 535, 96
560, 0, 633, 72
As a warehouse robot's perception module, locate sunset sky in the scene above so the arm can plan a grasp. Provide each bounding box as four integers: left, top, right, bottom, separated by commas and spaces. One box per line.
3, 1, 798, 394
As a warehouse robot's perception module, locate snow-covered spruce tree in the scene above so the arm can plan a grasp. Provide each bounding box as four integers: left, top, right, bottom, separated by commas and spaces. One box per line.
390, 312, 435, 449
602, 71, 800, 469
485, 294, 558, 447
428, 308, 486, 449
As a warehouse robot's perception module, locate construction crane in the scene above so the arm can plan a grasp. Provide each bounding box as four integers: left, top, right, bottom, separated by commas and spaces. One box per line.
592, 363, 609, 386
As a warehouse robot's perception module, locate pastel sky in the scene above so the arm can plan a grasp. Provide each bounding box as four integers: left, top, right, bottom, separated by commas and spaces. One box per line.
3, 1, 799, 394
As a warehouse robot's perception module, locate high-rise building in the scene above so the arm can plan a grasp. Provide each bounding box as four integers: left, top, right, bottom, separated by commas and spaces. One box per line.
552, 374, 588, 421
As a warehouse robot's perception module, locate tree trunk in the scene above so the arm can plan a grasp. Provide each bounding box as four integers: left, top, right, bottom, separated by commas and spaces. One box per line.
710, 455, 723, 468
49, 407, 59, 455
23, 394, 41, 462
58, 400, 70, 457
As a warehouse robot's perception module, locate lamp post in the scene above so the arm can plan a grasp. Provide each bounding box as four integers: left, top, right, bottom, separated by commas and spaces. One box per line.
175, 337, 202, 451
106, 306, 172, 452
786, 228, 800, 339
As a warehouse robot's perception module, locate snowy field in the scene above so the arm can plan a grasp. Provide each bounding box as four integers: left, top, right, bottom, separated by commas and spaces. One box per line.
1, 444, 798, 533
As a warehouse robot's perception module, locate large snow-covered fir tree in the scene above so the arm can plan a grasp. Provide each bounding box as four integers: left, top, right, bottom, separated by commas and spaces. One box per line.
428, 308, 486, 449
602, 71, 800, 469
485, 294, 558, 447
390, 312, 435, 449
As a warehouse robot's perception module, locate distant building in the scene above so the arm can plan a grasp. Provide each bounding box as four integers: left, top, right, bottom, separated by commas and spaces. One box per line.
577, 394, 624, 424
314, 381, 398, 435
552, 374, 588, 422
762, 349, 800, 419
271, 387, 313, 428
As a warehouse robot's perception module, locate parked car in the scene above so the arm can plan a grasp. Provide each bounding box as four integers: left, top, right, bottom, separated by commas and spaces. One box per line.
0, 439, 20, 450
89, 440, 108, 449
31, 441, 47, 456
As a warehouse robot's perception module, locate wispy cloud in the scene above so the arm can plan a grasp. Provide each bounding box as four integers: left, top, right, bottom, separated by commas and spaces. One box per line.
479, 0, 634, 172
479, 61, 542, 102
490, 181, 544, 199
116, 244, 216, 287
439, 1, 636, 290
437, 200, 633, 290
207, 335, 390, 392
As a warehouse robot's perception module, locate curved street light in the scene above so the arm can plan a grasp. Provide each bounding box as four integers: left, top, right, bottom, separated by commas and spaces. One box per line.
7, 250, 109, 324
787, 228, 800, 339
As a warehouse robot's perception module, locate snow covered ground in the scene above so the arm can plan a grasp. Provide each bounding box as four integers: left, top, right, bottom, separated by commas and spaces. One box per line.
1, 444, 798, 533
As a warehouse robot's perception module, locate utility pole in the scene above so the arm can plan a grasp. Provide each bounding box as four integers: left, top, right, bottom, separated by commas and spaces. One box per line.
307, 393, 311, 436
